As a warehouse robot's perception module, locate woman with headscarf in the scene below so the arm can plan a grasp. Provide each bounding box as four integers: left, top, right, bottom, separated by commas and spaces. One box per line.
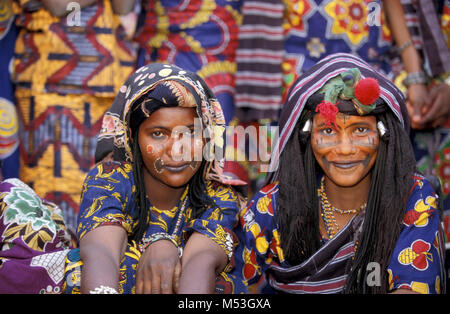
62, 63, 248, 294
0, 63, 247, 293
231, 53, 446, 294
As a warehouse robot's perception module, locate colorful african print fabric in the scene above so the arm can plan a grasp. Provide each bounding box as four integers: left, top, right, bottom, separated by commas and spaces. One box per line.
64, 161, 247, 294
134, 0, 243, 123
12, 0, 135, 96
281, 0, 394, 102
0, 0, 19, 179
233, 0, 394, 121
0, 178, 74, 294
230, 175, 445, 294
12, 0, 136, 233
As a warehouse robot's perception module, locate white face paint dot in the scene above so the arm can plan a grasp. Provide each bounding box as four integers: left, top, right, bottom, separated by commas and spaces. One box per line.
120, 85, 127, 93
134, 74, 143, 83
159, 68, 173, 77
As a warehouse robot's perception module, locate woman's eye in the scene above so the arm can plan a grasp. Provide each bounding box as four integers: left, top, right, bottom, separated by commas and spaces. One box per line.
355, 127, 369, 134
186, 128, 201, 137
322, 128, 334, 135
151, 131, 164, 138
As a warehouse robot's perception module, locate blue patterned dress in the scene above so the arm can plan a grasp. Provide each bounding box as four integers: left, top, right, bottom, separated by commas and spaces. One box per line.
231, 174, 446, 294
64, 161, 247, 293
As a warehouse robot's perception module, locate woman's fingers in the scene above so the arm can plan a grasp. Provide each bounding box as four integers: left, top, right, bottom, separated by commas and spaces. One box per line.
173, 261, 182, 294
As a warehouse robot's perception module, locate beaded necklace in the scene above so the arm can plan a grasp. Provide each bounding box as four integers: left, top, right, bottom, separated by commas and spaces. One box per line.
318, 177, 366, 239
171, 186, 189, 236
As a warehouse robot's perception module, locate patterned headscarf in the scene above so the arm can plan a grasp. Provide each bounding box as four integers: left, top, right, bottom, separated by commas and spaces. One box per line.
269, 53, 410, 178
95, 63, 245, 186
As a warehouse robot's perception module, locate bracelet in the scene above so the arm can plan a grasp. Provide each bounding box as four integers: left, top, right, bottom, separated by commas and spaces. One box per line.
403, 71, 427, 87
89, 285, 118, 294
397, 40, 413, 54
139, 232, 183, 258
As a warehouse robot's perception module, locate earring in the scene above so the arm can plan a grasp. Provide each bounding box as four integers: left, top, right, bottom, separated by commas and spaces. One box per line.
189, 161, 198, 170
377, 121, 389, 141
154, 158, 164, 173
302, 118, 312, 133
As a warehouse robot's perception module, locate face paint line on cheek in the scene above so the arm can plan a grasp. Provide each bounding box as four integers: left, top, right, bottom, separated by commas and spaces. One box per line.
314, 136, 341, 149
153, 158, 164, 174
321, 156, 331, 170
352, 135, 378, 148
362, 154, 371, 167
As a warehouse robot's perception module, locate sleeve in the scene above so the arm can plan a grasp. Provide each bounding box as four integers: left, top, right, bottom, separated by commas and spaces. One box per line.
185, 183, 240, 270
387, 176, 445, 294
232, 184, 280, 286
142, 203, 181, 238
76, 162, 137, 241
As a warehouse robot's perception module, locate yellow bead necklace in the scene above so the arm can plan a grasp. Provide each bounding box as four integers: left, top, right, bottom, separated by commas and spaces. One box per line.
318, 177, 366, 239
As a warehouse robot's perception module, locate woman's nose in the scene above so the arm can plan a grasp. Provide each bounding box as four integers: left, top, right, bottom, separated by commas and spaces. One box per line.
168, 132, 190, 161
335, 134, 357, 155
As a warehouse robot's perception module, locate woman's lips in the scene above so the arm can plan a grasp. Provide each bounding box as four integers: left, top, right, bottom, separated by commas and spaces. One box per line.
164, 163, 190, 172
331, 161, 362, 169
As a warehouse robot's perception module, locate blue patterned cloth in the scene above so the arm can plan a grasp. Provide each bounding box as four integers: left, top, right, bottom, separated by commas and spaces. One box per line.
230, 175, 445, 294
65, 161, 247, 293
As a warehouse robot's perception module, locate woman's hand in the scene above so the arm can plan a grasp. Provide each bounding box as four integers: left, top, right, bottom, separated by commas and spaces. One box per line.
406, 83, 429, 129
420, 83, 450, 129
407, 83, 450, 129
136, 240, 181, 294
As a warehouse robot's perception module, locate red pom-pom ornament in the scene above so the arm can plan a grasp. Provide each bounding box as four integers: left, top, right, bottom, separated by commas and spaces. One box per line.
316, 101, 339, 128
354, 78, 380, 106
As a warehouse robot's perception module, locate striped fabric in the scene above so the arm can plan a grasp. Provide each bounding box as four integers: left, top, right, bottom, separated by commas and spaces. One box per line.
269, 53, 408, 175
234, 0, 284, 122
415, 0, 450, 76
266, 213, 364, 294
400, 0, 450, 77
401, 0, 425, 49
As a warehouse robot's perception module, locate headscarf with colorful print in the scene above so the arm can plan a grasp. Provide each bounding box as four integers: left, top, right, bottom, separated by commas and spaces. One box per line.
95, 63, 245, 186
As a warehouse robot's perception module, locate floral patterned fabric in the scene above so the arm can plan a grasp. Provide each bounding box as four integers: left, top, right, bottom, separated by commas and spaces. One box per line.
230, 175, 445, 294
65, 161, 247, 293
0, 178, 73, 293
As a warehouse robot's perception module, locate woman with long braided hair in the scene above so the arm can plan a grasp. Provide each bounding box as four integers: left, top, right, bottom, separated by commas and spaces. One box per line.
231, 53, 445, 294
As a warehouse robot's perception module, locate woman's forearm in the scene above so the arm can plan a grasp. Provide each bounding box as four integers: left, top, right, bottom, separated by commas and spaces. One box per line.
178, 233, 228, 293
383, 0, 422, 73
178, 251, 220, 293
111, 0, 136, 15
78, 225, 128, 293
41, 0, 97, 17
80, 242, 122, 293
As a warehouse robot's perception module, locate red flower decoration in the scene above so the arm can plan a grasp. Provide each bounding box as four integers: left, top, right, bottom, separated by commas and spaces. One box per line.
354, 78, 380, 106
316, 101, 339, 127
